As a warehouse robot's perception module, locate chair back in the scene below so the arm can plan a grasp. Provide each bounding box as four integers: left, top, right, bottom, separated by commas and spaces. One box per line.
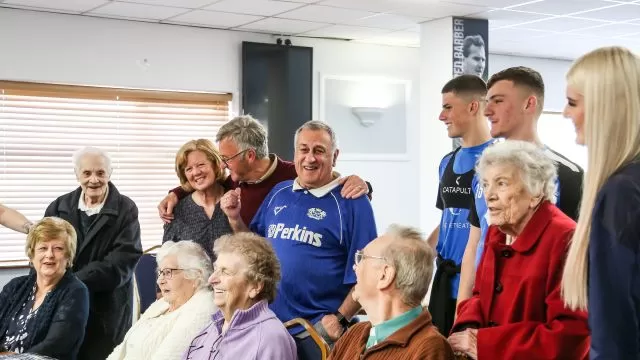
284, 318, 330, 360
134, 245, 160, 314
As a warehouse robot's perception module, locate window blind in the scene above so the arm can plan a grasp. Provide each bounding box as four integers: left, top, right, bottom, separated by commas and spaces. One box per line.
0, 81, 232, 265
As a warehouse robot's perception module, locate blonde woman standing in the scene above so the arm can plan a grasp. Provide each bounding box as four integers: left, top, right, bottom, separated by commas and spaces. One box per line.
562, 46, 640, 359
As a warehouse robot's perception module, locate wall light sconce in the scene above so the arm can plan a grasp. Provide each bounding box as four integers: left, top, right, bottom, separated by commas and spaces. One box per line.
351, 106, 384, 127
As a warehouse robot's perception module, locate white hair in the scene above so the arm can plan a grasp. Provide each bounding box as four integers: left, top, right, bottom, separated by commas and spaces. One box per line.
156, 241, 213, 291
476, 140, 557, 202
72, 146, 113, 175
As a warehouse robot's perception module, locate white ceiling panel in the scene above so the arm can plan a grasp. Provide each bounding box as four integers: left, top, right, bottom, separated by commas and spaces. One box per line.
350, 14, 428, 31
513, 16, 609, 32
88, 2, 188, 20
238, 17, 329, 34
2, 0, 108, 13
570, 22, 640, 37
571, 3, 640, 21
302, 24, 392, 39
357, 30, 420, 47
490, 27, 551, 44
118, 0, 220, 8
478, 9, 552, 28
281, 0, 320, 2
203, 0, 303, 17
391, 2, 488, 18
509, 0, 614, 15
167, 9, 262, 27
316, 0, 403, 13
448, 0, 541, 8
277, 4, 375, 24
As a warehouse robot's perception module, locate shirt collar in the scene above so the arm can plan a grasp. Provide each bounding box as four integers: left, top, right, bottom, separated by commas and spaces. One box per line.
292, 172, 341, 198
366, 306, 423, 349
241, 154, 278, 185
78, 186, 109, 216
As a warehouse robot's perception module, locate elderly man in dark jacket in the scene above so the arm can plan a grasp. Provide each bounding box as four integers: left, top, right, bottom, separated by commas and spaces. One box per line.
45, 146, 142, 360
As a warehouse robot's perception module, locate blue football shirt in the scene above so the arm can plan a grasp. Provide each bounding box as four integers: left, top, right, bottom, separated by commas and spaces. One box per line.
250, 177, 378, 333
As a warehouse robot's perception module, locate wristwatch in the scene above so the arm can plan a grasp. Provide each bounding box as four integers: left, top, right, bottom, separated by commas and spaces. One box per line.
334, 311, 350, 329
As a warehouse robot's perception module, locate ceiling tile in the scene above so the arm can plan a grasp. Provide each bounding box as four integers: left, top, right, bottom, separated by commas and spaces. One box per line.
478, 9, 552, 28
391, 2, 489, 19
513, 16, 609, 31
281, 0, 322, 3
1, 0, 108, 12
490, 27, 551, 44
277, 4, 375, 24
315, 0, 404, 13
166, 9, 262, 27
448, 0, 541, 8
357, 30, 420, 46
569, 22, 640, 37
203, 0, 303, 16
351, 13, 428, 30
570, 3, 640, 21
237, 17, 329, 34
88, 2, 188, 19
302, 24, 392, 39
118, 0, 220, 8
509, 0, 614, 16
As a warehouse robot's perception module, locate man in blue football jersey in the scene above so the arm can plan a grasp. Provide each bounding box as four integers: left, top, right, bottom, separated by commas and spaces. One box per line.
221, 120, 377, 347
456, 67, 584, 305
426, 75, 493, 336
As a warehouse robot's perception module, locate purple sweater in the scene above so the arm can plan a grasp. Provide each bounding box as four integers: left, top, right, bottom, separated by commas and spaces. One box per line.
182, 300, 297, 360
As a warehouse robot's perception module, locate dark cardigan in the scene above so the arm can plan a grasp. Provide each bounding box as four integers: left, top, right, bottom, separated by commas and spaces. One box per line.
0, 270, 89, 360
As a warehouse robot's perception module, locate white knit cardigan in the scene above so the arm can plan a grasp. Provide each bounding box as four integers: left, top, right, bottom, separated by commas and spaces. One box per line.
106, 289, 216, 360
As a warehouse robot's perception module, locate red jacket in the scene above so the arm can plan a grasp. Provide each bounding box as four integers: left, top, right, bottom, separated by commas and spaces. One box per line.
452, 201, 590, 359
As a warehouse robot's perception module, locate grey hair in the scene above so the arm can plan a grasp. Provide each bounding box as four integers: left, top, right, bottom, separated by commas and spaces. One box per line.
156, 241, 213, 291
72, 146, 113, 175
476, 140, 557, 202
294, 120, 339, 153
381, 224, 435, 307
215, 115, 269, 159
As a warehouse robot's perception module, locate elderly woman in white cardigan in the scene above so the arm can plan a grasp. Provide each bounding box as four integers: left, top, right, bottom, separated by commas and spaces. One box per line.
107, 241, 216, 360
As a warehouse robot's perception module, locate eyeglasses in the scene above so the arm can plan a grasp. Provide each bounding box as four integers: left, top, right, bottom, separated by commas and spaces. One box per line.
354, 250, 387, 266
220, 149, 250, 167
157, 268, 185, 280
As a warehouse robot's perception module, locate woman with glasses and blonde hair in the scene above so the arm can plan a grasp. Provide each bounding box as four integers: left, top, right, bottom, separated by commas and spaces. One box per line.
107, 241, 216, 360
0, 217, 89, 360
163, 139, 233, 260
562, 46, 640, 359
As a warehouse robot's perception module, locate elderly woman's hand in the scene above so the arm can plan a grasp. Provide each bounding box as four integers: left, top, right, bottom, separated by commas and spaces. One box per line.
448, 329, 478, 360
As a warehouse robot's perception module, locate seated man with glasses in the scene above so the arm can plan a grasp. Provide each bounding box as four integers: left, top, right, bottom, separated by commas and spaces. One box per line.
157, 115, 372, 227
330, 224, 455, 360
106, 241, 217, 360
221, 120, 378, 348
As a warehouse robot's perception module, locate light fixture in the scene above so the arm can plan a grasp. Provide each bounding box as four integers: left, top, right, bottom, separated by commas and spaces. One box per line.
351, 106, 384, 127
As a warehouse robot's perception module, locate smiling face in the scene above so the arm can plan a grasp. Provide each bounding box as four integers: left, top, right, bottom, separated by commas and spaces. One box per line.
184, 150, 217, 192
76, 154, 110, 201
563, 85, 585, 145
156, 255, 197, 308
481, 163, 541, 232
209, 251, 260, 317
32, 238, 69, 280
218, 138, 254, 183
294, 128, 337, 189
352, 235, 392, 307
485, 80, 530, 139
439, 92, 475, 138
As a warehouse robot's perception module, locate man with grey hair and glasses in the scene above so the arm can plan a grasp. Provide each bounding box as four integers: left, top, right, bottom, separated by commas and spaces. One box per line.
158, 115, 371, 226
221, 120, 378, 348
329, 224, 454, 359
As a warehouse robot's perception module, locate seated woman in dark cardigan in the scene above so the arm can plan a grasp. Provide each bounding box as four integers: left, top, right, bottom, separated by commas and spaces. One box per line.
0, 217, 89, 360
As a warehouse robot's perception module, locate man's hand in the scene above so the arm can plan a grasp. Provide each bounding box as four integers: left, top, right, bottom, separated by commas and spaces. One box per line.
339, 175, 368, 199
221, 188, 242, 221
320, 314, 344, 341
448, 329, 478, 360
157, 192, 179, 224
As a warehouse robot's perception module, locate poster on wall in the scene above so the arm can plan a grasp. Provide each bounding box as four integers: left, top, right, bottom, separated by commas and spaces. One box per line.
452, 17, 488, 148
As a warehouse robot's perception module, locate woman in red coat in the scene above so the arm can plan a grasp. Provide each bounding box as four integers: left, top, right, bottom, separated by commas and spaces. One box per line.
448, 140, 590, 360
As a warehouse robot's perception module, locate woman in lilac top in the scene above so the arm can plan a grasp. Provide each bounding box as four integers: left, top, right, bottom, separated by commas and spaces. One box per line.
183, 232, 296, 360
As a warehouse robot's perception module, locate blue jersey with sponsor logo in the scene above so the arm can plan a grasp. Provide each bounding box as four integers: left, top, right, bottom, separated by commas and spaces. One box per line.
470, 146, 583, 266
250, 179, 377, 333
436, 141, 492, 299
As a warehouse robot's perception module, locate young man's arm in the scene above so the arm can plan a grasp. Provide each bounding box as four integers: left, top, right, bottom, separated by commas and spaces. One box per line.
457, 225, 481, 306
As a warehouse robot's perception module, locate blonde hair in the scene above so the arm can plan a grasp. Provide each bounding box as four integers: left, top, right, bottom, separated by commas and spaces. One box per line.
561, 46, 640, 310
174, 139, 225, 192
26, 217, 77, 268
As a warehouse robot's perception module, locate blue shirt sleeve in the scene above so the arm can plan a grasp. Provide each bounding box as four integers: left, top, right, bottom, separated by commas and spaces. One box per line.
249, 188, 276, 236
588, 175, 640, 360
343, 196, 378, 285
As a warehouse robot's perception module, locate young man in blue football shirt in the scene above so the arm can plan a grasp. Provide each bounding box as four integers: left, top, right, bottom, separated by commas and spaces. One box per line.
426, 75, 493, 336
456, 67, 584, 306
221, 120, 377, 347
